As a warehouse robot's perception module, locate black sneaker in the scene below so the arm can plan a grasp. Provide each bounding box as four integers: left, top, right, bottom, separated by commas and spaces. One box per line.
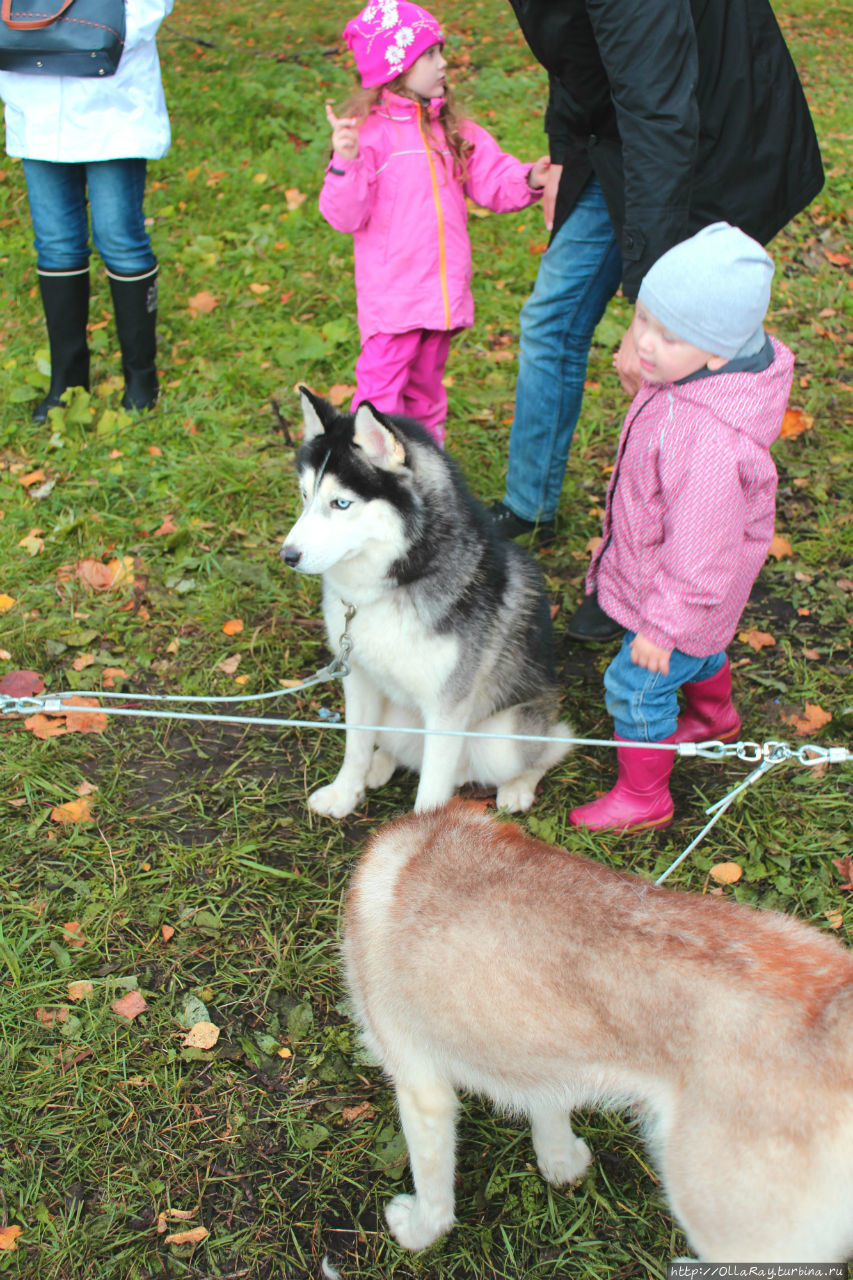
489, 502, 557, 547
565, 592, 623, 642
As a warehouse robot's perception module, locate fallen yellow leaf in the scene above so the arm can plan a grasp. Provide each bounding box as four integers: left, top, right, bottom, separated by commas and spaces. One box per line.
781, 702, 832, 736
222, 618, 244, 636
709, 862, 743, 885
165, 1226, 209, 1246
738, 629, 776, 652
0, 1225, 23, 1251
766, 534, 792, 560
0, 593, 16, 613
50, 797, 94, 825
182, 1021, 220, 1050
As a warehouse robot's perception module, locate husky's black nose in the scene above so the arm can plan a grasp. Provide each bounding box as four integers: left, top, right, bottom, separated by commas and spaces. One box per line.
281, 545, 302, 568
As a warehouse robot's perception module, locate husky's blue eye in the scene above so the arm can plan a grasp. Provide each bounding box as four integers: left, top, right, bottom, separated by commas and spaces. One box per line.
331, 498, 351, 510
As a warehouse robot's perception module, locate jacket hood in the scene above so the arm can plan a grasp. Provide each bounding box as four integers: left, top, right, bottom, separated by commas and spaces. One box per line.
379, 88, 443, 119
663, 337, 794, 449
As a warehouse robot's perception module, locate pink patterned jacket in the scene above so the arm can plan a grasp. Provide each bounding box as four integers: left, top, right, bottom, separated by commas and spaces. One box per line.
587, 337, 795, 657
319, 90, 541, 343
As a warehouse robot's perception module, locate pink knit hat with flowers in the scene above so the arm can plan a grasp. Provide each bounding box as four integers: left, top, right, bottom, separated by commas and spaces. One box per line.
343, 1, 443, 88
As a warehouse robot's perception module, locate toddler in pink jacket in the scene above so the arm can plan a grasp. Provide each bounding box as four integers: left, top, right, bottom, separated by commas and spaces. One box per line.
320, 1, 549, 446
570, 222, 794, 834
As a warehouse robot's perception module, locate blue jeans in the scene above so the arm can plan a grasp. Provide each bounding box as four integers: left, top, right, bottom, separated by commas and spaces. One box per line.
604, 635, 727, 741
23, 158, 156, 275
503, 176, 622, 522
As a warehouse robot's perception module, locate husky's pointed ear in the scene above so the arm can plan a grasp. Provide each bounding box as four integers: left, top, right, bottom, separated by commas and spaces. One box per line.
352, 403, 408, 472
299, 384, 336, 442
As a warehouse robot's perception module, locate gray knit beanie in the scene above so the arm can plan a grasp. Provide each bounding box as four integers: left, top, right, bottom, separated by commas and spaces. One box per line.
638, 222, 774, 359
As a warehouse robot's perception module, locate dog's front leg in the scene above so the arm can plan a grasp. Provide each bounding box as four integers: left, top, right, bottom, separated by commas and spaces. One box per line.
413, 712, 468, 812
385, 1078, 458, 1250
309, 663, 382, 818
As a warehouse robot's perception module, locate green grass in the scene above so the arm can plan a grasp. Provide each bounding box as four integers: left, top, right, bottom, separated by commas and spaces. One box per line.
1, 1, 852, 1276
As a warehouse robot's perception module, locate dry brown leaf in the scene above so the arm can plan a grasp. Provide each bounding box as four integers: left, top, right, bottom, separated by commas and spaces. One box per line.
63, 698, 108, 734
61, 921, 86, 947
586, 535, 603, 557
182, 1021, 220, 1049
188, 290, 218, 315
825, 909, 844, 930
766, 534, 792, 560
709, 862, 743, 885
781, 702, 833, 736
779, 408, 814, 439
161, 924, 175, 942
101, 667, 128, 689
218, 654, 241, 675
222, 618, 244, 636
284, 187, 307, 210
249, 282, 270, 295
50, 797, 94, 826
36, 1005, 69, 1026
68, 981, 94, 1001
72, 653, 95, 671
0, 1226, 23, 1251
18, 468, 45, 488
341, 1101, 374, 1123
157, 1209, 196, 1234
327, 383, 355, 406
25, 712, 67, 739
738, 629, 776, 652
164, 1226, 209, 1246
153, 515, 178, 537
111, 990, 148, 1021
832, 856, 853, 893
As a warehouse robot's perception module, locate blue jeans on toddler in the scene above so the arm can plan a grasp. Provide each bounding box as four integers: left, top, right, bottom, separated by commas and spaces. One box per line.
604, 634, 727, 741
502, 175, 623, 523
23, 157, 156, 274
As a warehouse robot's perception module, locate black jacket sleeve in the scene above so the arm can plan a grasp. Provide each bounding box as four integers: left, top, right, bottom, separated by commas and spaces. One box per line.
586, 0, 699, 295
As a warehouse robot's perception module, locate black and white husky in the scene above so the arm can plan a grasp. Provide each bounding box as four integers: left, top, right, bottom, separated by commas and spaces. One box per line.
280, 388, 570, 817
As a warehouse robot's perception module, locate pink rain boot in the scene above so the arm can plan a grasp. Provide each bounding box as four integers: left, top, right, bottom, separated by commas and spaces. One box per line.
569, 734, 676, 832
673, 657, 741, 744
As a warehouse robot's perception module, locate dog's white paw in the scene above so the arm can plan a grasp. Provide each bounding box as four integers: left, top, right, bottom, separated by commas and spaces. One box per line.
384, 1194, 453, 1252
496, 777, 537, 812
308, 782, 364, 818
366, 748, 396, 789
536, 1136, 592, 1186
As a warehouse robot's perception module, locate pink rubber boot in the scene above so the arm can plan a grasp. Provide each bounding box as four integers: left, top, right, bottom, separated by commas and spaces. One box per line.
673, 657, 741, 744
569, 734, 676, 832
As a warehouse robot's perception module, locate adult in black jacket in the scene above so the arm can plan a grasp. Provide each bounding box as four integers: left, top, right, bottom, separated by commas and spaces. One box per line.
490, 0, 823, 630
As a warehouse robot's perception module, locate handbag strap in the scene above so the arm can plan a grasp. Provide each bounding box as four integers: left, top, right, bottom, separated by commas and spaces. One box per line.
1, 0, 76, 30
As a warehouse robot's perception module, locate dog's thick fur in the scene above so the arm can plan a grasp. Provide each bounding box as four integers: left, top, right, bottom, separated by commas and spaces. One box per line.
343, 805, 853, 1261
281, 388, 570, 816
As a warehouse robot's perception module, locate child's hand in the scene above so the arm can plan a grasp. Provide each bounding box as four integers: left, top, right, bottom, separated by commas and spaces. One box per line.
528, 155, 551, 189
325, 101, 360, 161
613, 326, 643, 397
630, 633, 672, 674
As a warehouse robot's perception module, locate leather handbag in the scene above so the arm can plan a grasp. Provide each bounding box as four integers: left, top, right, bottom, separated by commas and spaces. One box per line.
0, 0, 126, 76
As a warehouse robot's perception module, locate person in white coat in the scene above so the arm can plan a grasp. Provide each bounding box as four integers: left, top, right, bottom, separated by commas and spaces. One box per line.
0, 0, 174, 420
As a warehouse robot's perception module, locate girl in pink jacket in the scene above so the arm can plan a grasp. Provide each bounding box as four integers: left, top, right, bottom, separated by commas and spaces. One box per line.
569, 223, 795, 833
320, 1, 549, 446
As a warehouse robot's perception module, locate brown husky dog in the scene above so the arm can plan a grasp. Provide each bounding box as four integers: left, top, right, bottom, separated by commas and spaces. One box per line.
343, 805, 853, 1262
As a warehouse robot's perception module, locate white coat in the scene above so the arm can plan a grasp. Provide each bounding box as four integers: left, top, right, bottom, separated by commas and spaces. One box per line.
0, 0, 174, 161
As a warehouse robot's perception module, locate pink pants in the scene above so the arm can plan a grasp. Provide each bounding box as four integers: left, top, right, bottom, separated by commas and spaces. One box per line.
352, 328, 454, 447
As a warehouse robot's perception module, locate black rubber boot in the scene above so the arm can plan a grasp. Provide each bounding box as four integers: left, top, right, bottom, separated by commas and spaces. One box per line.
33, 266, 91, 424
107, 264, 159, 411
565, 591, 623, 642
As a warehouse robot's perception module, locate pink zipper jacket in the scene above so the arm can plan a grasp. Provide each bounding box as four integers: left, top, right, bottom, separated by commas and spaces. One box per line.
587, 337, 795, 657
319, 90, 542, 343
